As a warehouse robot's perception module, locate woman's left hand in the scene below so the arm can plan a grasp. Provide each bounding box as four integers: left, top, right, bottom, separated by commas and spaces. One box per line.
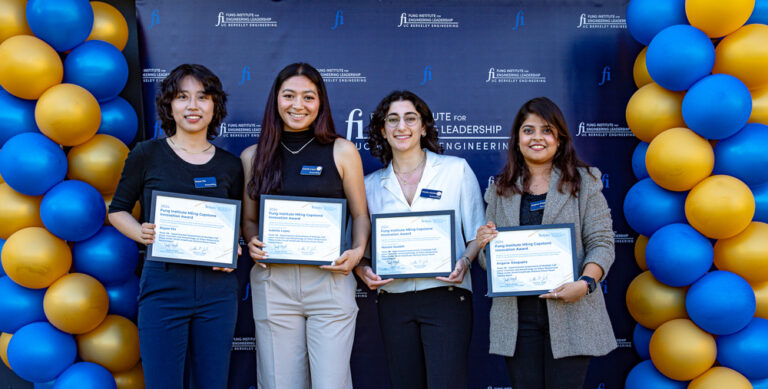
212, 244, 242, 272
436, 257, 470, 284
540, 280, 589, 303
321, 248, 362, 275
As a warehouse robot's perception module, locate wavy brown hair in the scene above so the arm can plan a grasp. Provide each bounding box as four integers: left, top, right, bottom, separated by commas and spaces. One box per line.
156, 64, 227, 140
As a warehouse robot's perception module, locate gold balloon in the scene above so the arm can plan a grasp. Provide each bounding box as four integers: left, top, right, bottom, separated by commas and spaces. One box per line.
113, 362, 145, 389
87, 1, 129, 51
634, 235, 648, 271
43, 273, 109, 334
714, 222, 768, 284
36, 83, 101, 146
688, 366, 752, 389
0, 332, 11, 370
645, 127, 714, 191
626, 83, 686, 143
750, 86, 768, 125
633, 47, 652, 88
77, 315, 140, 373
625, 271, 688, 329
0, 0, 32, 44
0, 183, 44, 239
686, 175, 755, 239
754, 281, 768, 320
68, 134, 129, 194
686, 0, 754, 38
713, 23, 768, 90
0, 35, 63, 100
1, 227, 71, 289
649, 318, 716, 381
103, 193, 141, 225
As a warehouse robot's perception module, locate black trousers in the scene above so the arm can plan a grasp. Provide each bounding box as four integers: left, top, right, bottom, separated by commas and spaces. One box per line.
505, 296, 591, 389
377, 286, 473, 389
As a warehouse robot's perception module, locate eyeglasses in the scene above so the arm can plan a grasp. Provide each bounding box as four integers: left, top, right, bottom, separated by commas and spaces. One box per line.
384, 113, 421, 129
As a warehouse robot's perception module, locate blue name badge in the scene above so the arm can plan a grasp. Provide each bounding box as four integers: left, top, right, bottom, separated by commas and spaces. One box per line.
530, 199, 546, 211
300, 165, 323, 176
420, 188, 443, 199
194, 177, 217, 188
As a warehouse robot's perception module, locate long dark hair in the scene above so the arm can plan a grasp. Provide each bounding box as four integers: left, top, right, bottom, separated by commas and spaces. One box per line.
156, 64, 227, 140
247, 63, 338, 199
495, 97, 591, 196
366, 90, 442, 165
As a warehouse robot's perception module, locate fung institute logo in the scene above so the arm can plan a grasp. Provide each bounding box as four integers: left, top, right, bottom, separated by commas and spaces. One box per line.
577, 13, 626, 29
215, 11, 277, 28
317, 68, 367, 83
486, 67, 546, 83
397, 12, 459, 28
332, 10, 343, 29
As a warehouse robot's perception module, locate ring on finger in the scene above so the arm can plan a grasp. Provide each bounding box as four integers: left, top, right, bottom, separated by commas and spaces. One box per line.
554, 292, 558, 299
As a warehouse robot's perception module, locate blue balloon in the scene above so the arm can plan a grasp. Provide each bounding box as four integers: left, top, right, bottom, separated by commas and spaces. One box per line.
632, 141, 650, 180
717, 318, 768, 380
40, 180, 105, 242
26, 0, 93, 52
34, 381, 56, 389
53, 362, 117, 389
646, 223, 712, 287
633, 323, 653, 360
623, 178, 688, 236
683, 74, 753, 140
0, 89, 39, 148
686, 271, 756, 335
0, 133, 68, 196
64, 40, 128, 102
753, 183, 768, 223
625, 360, 688, 389
747, 0, 768, 24
713, 123, 768, 186
6, 322, 77, 383
646, 25, 715, 91
105, 275, 139, 320
753, 377, 768, 389
626, 0, 687, 45
0, 276, 47, 333
73, 226, 138, 286
98, 97, 138, 145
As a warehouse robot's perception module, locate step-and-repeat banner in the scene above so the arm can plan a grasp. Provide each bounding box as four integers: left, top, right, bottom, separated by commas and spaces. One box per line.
134, 1, 641, 387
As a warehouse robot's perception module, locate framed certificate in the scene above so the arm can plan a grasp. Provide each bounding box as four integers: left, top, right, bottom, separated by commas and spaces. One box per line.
486, 224, 577, 297
148, 190, 241, 268
258, 195, 347, 266
371, 210, 456, 279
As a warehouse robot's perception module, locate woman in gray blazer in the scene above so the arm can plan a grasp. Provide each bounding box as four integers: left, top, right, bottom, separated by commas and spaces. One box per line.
476, 97, 616, 389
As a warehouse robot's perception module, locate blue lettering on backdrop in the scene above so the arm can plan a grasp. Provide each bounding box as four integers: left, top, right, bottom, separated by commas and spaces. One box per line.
513, 10, 525, 30
599, 65, 612, 86
332, 10, 344, 29
149, 9, 159, 28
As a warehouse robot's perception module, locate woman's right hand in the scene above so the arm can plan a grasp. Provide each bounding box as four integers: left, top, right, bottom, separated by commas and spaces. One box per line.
247, 236, 268, 268
138, 223, 156, 245
354, 265, 393, 290
476, 221, 498, 250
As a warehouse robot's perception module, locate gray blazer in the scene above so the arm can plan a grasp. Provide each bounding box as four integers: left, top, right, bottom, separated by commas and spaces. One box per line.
479, 167, 617, 358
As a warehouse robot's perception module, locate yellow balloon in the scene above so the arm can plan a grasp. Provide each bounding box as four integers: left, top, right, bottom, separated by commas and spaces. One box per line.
689, 366, 752, 389
714, 222, 768, 284
0, 332, 11, 370
686, 0, 755, 38
68, 134, 129, 194
645, 128, 714, 191
0, 35, 63, 100
754, 281, 768, 320
633, 47, 652, 88
750, 86, 768, 125
36, 83, 101, 146
77, 315, 140, 373
0, 0, 32, 44
713, 23, 768, 90
626, 83, 686, 143
649, 318, 716, 381
87, 1, 129, 51
43, 273, 109, 335
634, 235, 649, 271
113, 362, 145, 389
686, 175, 755, 239
0, 183, 44, 239
625, 271, 688, 329
1, 227, 71, 289
103, 193, 141, 225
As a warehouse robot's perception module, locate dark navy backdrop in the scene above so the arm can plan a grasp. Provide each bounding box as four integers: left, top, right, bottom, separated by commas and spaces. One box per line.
134, 1, 641, 388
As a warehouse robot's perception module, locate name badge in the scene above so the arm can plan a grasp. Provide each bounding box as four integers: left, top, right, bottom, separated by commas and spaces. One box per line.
194, 177, 217, 188
300, 165, 323, 176
530, 199, 546, 211
420, 188, 443, 199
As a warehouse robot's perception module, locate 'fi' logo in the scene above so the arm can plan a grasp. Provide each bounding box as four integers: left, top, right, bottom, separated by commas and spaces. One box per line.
577, 13, 587, 28
149, 9, 160, 28
153, 120, 162, 139
345, 109, 364, 140
420, 66, 432, 85
486, 68, 496, 82
215, 12, 225, 26
598, 66, 611, 86
239, 66, 251, 85
397, 13, 408, 27
513, 11, 524, 30
576, 122, 586, 136
332, 10, 344, 29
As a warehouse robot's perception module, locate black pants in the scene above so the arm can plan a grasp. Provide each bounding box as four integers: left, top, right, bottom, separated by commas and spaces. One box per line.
377, 286, 473, 389
505, 296, 591, 389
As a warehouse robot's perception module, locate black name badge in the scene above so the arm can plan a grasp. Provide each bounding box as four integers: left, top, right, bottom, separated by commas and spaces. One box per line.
420, 188, 442, 199
194, 177, 217, 188
300, 165, 323, 176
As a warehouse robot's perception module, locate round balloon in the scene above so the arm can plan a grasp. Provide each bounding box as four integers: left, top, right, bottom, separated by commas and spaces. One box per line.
626, 271, 689, 329
682, 74, 753, 140
0, 183, 44, 239
626, 83, 686, 143
0, 132, 67, 197
105, 275, 138, 320
63, 40, 128, 102
633, 47, 653, 88
649, 318, 717, 381
687, 271, 756, 335
34, 381, 55, 389
714, 222, 768, 284
6, 322, 76, 383
76, 315, 140, 373
86, 1, 128, 51
1, 227, 71, 289
753, 182, 768, 223
754, 378, 768, 389
73, 226, 138, 286
624, 178, 688, 237
44, 273, 108, 334
0, 88, 38, 147
0, 35, 63, 100
634, 234, 649, 271
35, 83, 101, 146
713, 123, 768, 186
685, 175, 755, 239
755, 281, 768, 320
41, 180, 106, 242
689, 366, 752, 389
752, 86, 768, 125
0, 0, 33, 44
67, 134, 129, 194
98, 97, 138, 146
53, 362, 117, 389
625, 360, 688, 389
0, 332, 11, 369
646, 223, 713, 287
626, 0, 687, 45
714, 24, 768, 90
633, 323, 654, 360
113, 362, 144, 389
646, 24, 715, 91
0, 276, 46, 333
717, 318, 768, 380
646, 127, 713, 191
26, 0, 93, 52
686, 0, 755, 38
631, 141, 650, 180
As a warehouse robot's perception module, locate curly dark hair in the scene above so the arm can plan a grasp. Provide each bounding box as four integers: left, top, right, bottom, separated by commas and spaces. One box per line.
155, 64, 227, 140
366, 90, 442, 165
495, 97, 592, 196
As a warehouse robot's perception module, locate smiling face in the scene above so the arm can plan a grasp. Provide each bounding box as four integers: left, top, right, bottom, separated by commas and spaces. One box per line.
381, 100, 425, 154
171, 75, 214, 135
518, 113, 560, 167
277, 75, 320, 132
